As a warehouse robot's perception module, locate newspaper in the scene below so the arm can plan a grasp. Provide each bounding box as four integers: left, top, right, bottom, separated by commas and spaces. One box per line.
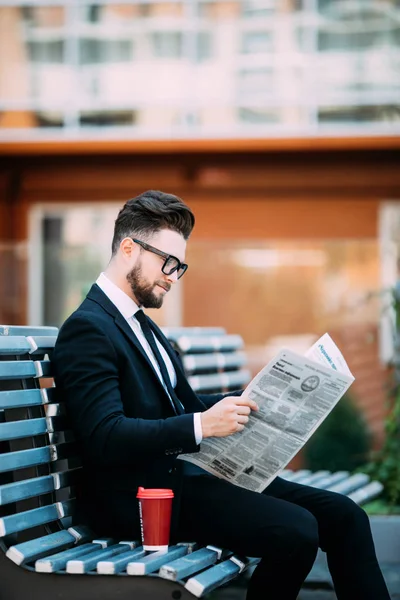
179, 333, 355, 492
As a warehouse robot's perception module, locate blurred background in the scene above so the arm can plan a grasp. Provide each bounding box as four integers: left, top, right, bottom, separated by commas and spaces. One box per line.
1, 0, 400, 463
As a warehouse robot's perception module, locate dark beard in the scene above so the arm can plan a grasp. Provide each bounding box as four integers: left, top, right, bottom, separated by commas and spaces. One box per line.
126, 263, 164, 309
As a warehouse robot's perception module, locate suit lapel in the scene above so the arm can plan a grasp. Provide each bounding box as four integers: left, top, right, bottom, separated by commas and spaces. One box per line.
86, 285, 174, 402
85, 284, 206, 412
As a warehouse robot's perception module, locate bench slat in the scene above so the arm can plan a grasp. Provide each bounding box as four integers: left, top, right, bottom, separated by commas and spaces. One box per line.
0, 326, 58, 337
188, 370, 251, 392
0, 499, 75, 536
0, 469, 80, 505
6, 529, 76, 566
0, 418, 48, 441
97, 547, 146, 574
282, 469, 312, 483
295, 470, 331, 487
163, 327, 226, 340
0, 360, 52, 380
0, 475, 55, 505
8, 525, 92, 567
185, 556, 260, 598
175, 335, 244, 354
0, 337, 31, 356
36, 541, 111, 573
183, 352, 246, 375
328, 473, 370, 495
310, 471, 350, 490
0, 388, 54, 410
0, 446, 53, 472
126, 545, 189, 575
0, 416, 67, 442
347, 481, 384, 505
67, 543, 134, 574
0, 441, 77, 473
159, 546, 222, 581
26, 336, 57, 356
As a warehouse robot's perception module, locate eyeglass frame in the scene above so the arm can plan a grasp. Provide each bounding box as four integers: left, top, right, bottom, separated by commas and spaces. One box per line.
130, 238, 188, 279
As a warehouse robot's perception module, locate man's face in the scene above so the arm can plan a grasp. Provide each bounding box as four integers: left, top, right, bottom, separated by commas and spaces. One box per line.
126, 229, 187, 309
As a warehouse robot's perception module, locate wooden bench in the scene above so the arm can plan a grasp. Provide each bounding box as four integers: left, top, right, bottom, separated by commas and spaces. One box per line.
0, 325, 383, 600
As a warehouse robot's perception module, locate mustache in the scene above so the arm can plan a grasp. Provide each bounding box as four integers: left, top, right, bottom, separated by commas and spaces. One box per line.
156, 281, 171, 292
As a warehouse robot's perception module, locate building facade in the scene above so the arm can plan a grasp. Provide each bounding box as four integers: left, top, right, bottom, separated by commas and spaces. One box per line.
1, 1, 400, 455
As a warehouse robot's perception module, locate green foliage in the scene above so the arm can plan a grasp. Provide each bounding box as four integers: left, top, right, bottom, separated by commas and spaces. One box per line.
361, 287, 400, 507
362, 384, 400, 506
362, 499, 400, 516
304, 393, 371, 472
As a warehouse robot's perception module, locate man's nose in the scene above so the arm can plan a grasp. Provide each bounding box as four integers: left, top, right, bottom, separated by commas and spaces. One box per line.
166, 270, 179, 284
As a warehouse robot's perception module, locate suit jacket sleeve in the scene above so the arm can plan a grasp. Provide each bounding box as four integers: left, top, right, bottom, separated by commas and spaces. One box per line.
53, 314, 199, 468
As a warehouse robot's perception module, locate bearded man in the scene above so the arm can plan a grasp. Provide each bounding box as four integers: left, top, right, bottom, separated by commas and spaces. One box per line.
53, 190, 390, 600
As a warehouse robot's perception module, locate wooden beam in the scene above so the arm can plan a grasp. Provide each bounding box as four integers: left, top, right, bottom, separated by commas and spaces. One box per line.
0, 135, 400, 156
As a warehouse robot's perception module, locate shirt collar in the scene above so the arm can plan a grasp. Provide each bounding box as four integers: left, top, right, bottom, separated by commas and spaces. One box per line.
96, 272, 140, 320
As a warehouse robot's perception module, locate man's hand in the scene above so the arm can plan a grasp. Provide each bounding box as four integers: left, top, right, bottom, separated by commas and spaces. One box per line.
200, 395, 259, 438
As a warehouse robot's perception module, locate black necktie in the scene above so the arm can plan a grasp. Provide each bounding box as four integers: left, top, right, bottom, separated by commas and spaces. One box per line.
135, 309, 184, 415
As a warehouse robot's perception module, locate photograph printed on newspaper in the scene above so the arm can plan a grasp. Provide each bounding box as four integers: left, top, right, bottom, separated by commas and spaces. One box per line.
179, 333, 355, 492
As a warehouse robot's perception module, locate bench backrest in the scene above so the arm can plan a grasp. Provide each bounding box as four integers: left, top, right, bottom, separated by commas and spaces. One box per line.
0, 324, 250, 556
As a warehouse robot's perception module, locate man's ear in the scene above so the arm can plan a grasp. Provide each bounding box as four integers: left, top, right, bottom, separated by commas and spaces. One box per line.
120, 237, 137, 261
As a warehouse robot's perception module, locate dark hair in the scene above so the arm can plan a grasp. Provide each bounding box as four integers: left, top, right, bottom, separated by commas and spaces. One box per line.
111, 190, 195, 255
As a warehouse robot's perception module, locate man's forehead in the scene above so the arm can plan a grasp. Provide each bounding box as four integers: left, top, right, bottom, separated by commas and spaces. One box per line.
149, 229, 186, 258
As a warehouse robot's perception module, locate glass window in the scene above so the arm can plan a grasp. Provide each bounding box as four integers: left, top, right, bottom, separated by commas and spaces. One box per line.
196, 31, 213, 62
241, 31, 274, 54
27, 40, 64, 64
237, 68, 274, 96
79, 39, 133, 64
151, 32, 183, 58
238, 107, 280, 124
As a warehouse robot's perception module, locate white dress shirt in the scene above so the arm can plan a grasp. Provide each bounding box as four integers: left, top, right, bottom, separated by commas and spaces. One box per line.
96, 273, 202, 444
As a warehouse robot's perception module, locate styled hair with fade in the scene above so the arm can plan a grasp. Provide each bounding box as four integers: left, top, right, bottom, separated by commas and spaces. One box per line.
111, 190, 195, 255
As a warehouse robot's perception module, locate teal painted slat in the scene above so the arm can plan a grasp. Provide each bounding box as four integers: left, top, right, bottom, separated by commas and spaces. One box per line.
66, 544, 131, 574
0, 389, 44, 410
0, 503, 59, 536
126, 545, 188, 575
97, 547, 146, 574
0, 361, 37, 380
36, 542, 104, 573
185, 556, 260, 598
185, 559, 240, 597
27, 336, 56, 356
328, 473, 370, 495
159, 547, 220, 581
0, 446, 53, 473
0, 474, 55, 505
0, 360, 52, 380
175, 335, 243, 354
183, 352, 246, 375
0, 337, 31, 356
6, 529, 76, 565
0, 418, 48, 442
163, 327, 225, 339
0, 326, 58, 337
188, 370, 251, 392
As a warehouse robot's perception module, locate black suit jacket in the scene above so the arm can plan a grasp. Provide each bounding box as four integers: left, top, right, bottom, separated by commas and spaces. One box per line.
53, 284, 228, 538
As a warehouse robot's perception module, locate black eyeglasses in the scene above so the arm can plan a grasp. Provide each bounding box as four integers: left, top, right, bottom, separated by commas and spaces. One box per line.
131, 238, 188, 279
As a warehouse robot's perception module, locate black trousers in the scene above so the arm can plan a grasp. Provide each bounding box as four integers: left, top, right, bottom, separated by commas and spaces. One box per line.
176, 474, 390, 600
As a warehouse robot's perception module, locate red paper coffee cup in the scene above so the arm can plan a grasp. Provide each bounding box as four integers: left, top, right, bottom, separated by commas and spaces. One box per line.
136, 487, 174, 552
